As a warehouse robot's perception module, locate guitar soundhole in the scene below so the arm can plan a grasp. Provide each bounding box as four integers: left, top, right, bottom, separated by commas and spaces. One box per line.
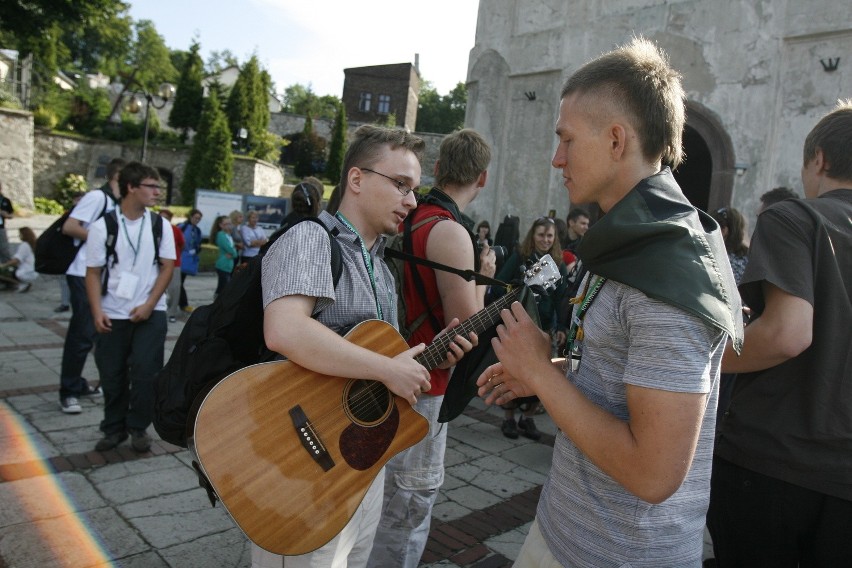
343, 380, 392, 426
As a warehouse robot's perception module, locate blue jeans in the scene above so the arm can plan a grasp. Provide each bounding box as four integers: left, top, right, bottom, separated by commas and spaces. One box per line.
367, 394, 446, 568
60, 275, 95, 399
94, 312, 166, 435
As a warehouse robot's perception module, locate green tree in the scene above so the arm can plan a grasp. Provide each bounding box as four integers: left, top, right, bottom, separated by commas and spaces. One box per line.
281, 84, 340, 120
325, 103, 347, 185
415, 81, 467, 134
206, 49, 239, 73
293, 115, 326, 178
181, 91, 233, 203
130, 20, 178, 92
226, 55, 274, 160
169, 40, 204, 140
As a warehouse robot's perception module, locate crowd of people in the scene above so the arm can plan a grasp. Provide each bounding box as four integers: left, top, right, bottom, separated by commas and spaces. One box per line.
0, 34, 848, 568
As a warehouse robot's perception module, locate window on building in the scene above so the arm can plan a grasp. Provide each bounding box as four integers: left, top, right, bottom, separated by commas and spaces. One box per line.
377, 94, 391, 115
359, 92, 372, 112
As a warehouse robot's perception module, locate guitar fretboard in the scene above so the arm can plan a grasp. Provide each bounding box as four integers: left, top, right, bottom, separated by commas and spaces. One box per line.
414, 288, 522, 371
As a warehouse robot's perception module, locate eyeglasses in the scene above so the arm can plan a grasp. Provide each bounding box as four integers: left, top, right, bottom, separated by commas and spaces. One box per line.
360, 168, 416, 197
715, 207, 729, 219
536, 216, 556, 224
138, 183, 162, 190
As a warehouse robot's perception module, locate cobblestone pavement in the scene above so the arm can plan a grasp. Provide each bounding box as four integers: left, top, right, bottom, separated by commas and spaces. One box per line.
0, 214, 716, 567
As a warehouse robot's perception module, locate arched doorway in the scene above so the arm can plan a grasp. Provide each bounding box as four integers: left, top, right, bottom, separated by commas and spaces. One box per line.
674, 102, 736, 212
157, 168, 174, 204
673, 125, 712, 212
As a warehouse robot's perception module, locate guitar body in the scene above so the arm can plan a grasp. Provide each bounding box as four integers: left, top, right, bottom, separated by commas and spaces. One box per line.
192, 319, 429, 556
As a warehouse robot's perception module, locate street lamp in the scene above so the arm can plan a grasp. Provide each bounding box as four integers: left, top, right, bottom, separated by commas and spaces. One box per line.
126, 83, 176, 162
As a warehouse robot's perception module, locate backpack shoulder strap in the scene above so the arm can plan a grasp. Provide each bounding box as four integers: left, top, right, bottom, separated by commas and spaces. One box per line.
102, 211, 119, 296
262, 216, 343, 290
150, 211, 163, 265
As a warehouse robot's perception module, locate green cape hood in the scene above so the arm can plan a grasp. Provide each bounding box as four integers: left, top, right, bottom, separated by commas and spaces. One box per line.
577, 168, 744, 352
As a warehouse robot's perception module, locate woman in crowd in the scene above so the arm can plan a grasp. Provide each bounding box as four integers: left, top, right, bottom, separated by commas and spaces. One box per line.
0, 227, 38, 292
239, 210, 268, 262
490, 216, 569, 440
279, 181, 322, 231
228, 210, 245, 271
178, 209, 203, 312
476, 220, 493, 247
712, 206, 750, 285
209, 215, 238, 298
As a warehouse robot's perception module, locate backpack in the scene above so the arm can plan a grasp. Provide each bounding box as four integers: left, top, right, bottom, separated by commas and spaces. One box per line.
152, 217, 343, 448
100, 210, 164, 296
35, 186, 114, 275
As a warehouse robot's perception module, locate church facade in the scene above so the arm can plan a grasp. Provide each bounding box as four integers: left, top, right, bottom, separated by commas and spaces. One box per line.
463, 0, 851, 230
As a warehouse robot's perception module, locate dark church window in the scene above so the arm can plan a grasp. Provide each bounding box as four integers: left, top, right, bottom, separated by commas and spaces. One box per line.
378, 94, 391, 114
359, 92, 372, 112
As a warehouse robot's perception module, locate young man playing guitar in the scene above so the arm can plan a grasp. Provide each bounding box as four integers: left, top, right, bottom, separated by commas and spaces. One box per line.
253, 125, 474, 567
367, 128, 497, 568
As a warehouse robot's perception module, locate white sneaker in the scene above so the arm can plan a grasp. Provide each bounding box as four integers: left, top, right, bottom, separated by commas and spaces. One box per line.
60, 397, 82, 414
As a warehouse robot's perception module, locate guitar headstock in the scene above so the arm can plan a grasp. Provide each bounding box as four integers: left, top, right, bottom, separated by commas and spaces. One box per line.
523, 254, 561, 293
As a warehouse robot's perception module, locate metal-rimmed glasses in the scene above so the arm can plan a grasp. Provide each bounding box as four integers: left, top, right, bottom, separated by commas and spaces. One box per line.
360, 167, 416, 197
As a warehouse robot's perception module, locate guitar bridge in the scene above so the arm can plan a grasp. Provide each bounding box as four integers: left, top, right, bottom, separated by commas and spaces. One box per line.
289, 405, 335, 471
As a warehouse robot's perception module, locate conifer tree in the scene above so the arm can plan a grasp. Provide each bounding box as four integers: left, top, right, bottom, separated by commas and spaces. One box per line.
226, 55, 272, 160
180, 92, 233, 204
325, 103, 347, 186
168, 40, 204, 140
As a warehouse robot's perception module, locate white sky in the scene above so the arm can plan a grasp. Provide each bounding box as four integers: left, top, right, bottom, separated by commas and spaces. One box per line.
128, 0, 481, 97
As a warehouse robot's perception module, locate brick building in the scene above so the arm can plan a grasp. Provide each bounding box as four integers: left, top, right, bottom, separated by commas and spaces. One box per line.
342, 62, 421, 130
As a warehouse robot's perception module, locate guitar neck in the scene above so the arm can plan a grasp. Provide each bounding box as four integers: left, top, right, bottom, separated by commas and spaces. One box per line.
415, 287, 522, 371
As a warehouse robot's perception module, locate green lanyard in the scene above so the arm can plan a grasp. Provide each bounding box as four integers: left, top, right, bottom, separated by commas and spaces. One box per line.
120, 212, 146, 268
566, 274, 607, 357
335, 212, 383, 320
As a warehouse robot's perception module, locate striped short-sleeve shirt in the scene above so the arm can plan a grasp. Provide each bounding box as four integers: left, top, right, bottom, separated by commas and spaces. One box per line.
261, 211, 398, 336
538, 278, 724, 567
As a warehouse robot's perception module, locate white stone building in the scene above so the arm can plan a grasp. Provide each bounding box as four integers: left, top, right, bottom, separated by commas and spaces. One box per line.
463, 0, 851, 231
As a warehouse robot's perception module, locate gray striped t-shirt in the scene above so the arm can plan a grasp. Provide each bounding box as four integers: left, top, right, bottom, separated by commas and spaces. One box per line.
261, 211, 397, 335
538, 278, 724, 567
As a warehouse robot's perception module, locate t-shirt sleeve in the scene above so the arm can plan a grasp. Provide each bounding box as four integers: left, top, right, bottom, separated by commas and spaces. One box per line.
69, 191, 107, 225
738, 204, 815, 314
620, 287, 720, 395
261, 222, 335, 311
85, 218, 108, 268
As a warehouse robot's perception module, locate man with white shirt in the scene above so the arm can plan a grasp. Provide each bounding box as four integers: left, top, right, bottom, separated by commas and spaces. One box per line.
58, 157, 125, 414
85, 161, 175, 452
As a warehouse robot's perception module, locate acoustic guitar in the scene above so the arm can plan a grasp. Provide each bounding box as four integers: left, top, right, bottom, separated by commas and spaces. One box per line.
192, 255, 560, 555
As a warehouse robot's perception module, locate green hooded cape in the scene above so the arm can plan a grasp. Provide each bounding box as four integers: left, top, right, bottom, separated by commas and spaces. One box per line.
577, 168, 744, 352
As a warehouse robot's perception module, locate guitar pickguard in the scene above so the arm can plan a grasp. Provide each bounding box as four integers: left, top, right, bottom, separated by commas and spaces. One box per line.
340, 404, 400, 470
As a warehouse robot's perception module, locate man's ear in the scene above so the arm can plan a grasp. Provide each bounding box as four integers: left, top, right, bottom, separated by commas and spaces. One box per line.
477, 170, 488, 188
433, 159, 440, 177
346, 167, 363, 196
813, 148, 828, 174
611, 122, 631, 161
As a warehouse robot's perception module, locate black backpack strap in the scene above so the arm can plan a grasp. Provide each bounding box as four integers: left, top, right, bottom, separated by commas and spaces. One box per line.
151, 211, 163, 265
102, 211, 119, 296
261, 216, 343, 290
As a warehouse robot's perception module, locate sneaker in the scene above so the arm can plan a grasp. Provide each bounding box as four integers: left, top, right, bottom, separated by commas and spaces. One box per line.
168, 316, 176, 323
501, 418, 519, 439
60, 397, 82, 414
95, 431, 128, 451
518, 416, 542, 441
129, 429, 152, 453
80, 383, 102, 397
182, 306, 194, 313
54, 304, 70, 313
17, 282, 31, 293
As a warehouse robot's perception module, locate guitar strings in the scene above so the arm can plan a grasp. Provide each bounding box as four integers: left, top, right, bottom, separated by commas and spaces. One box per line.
300, 287, 525, 437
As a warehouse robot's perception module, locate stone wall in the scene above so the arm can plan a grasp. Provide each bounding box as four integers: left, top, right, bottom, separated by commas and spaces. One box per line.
0, 108, 34, 208
467, 0, 852, 231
